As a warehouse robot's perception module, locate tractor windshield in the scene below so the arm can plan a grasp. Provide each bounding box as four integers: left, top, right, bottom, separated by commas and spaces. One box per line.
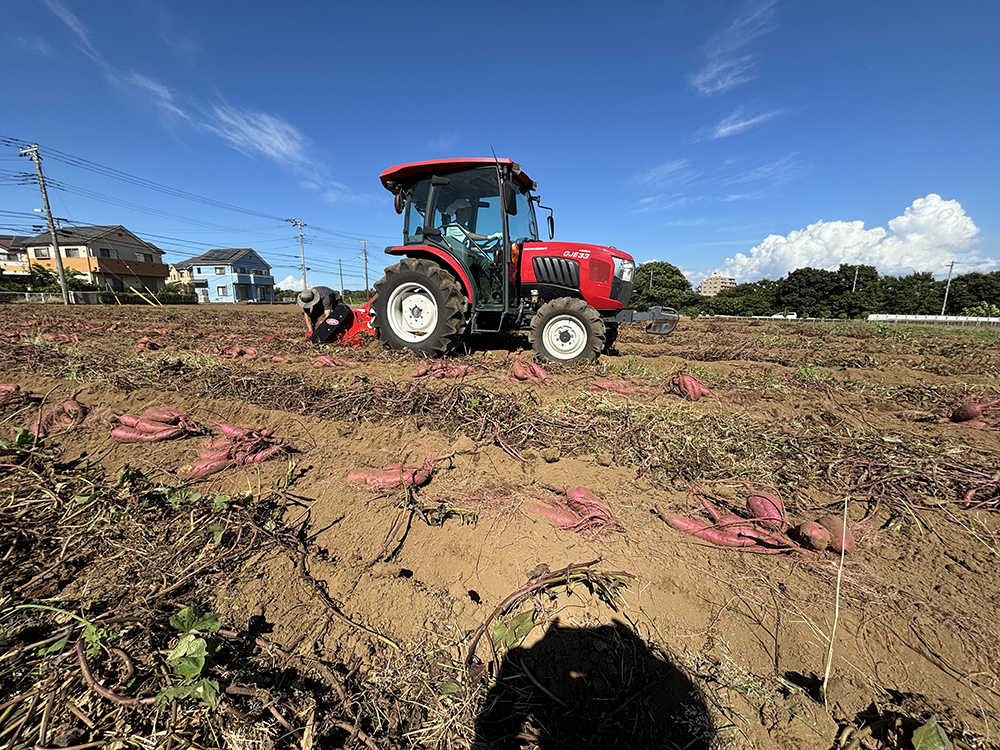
402, 167, 538, 244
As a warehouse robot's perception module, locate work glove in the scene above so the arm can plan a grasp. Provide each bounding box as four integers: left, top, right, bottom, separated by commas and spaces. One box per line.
489, 232, 502, 240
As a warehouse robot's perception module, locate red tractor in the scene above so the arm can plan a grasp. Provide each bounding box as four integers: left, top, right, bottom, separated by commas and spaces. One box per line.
366, 158, 678, 362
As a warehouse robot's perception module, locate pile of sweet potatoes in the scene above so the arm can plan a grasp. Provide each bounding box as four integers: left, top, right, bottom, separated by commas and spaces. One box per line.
188, 422, 288, 480
111, 407, 202, 443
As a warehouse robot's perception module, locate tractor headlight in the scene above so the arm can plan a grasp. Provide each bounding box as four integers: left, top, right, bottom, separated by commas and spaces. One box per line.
615, 258, 634, 283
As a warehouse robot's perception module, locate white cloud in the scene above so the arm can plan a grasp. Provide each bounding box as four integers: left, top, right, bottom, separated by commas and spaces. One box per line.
631, 154, 803, 213
717, 194, 990, 281
690, 0, 778, 96
710, 107, 781, 138
633, 159, 697, 187
277, 275, 305, 292
207, 105, 312, 167
41, 1, 358, 201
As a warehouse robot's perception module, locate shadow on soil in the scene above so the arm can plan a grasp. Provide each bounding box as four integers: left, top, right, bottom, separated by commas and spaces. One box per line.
474, 620, 713, 750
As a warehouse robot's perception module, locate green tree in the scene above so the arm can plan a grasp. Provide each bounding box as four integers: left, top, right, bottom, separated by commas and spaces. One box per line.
777, 267, 841, 317
878, 271, 943, 314
708, 279, 781, 316
942, 271, 1000, 314
631, 261, 698, 311
833, 263, 881, 317
30, 265, 98, 292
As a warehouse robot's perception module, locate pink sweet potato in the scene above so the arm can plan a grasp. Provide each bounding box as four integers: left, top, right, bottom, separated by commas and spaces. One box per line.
815, 515, 855, 554
746, 492, 787, 531
796, 521, 831, 551
951, 399, 999, 423
667, 516, 756, 547
675, 372, 717, 401
112, 425, 184, 443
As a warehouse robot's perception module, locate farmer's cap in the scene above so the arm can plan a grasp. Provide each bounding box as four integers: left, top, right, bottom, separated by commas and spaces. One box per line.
296, 289, 318, 308
445, 198, 471, 214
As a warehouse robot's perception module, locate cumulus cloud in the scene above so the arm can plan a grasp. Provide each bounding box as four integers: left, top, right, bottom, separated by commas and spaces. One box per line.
277, 275, 304, 292
717, 194, 989, 281
690, 0, 778, 95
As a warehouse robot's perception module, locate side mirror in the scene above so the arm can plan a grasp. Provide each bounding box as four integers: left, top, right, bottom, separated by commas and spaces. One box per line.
547, 214, 554, 239
503, 181, 518, 215
393, 192, 405, 215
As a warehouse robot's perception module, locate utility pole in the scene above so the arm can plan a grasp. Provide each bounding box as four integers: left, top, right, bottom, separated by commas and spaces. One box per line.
358, 240, 369, 293
941, 260, 955, 316
851, 266, 860, 293
338, 259, 344, 296
286, 219, 307, 290
20, 145, 69, 304
649, 270, 653, 289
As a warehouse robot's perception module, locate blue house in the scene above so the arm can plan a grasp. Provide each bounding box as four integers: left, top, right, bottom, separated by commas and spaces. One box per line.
170, 249, 275, 303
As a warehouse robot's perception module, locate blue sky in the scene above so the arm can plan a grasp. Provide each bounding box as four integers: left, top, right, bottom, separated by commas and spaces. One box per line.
2, 0, 997, 292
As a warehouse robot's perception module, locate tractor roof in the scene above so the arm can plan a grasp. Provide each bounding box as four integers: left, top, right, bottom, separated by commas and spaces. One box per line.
379, 158, 535, 191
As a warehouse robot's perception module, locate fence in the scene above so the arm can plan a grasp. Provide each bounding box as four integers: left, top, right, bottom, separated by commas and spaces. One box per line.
0, 291, 100, 304
867, 314, 1000, 327
700, 313, 1000, 327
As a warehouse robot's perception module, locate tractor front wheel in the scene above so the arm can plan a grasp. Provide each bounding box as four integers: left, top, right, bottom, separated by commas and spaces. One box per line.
372, 258, 468, 356
529, 298, 605, 363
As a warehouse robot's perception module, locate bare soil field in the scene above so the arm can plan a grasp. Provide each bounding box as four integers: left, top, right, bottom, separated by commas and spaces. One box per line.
2, 304, 999, 750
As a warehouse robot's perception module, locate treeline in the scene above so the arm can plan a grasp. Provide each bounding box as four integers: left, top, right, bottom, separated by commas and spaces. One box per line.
631, 261, 1000, 318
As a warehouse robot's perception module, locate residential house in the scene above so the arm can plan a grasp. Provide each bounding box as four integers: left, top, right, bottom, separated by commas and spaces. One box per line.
171, 249, 275, 303
0, 235, 30, 276
697, 270, 737, 297
22, 225, 169, 292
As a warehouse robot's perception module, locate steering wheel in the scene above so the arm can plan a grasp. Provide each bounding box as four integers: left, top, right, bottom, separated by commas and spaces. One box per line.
479, 235, 502, 253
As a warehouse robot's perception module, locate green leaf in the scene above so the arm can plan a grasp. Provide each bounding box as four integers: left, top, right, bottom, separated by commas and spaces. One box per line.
168, 634, 208, 679
508, 612, 534, 641
492, 622, 514, 651
82, 623, 118, 657
37, 636, 68, 656
169, 606, 221, 634
912, 717, 953, 750
205, 522, 225, 544
440, 680, 463, 696
492, 612, 534, 651
210, 495, 229, 510
193, 678, 221, 709
155, 678, 220, 709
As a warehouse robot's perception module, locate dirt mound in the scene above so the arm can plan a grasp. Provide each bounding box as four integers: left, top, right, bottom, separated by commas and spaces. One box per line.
2, 305, 999, 749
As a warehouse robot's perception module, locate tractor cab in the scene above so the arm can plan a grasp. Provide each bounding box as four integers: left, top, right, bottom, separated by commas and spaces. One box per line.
381, 158, 541, 319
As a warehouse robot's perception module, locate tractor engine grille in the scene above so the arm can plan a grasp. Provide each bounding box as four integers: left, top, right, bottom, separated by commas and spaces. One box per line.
532, 257, 580, 289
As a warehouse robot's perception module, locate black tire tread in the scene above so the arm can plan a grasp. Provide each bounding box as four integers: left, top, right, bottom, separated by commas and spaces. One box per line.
528, 297, 605, 363
372, 258, 468, 356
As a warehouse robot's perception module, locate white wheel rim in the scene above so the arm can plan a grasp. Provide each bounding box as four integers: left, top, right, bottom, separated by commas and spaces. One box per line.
386, 283, 439, 344
542, 313, 587, 360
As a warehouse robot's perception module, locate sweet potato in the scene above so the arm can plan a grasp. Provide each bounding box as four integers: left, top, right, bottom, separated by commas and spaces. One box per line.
746, 492, 787, 530
951, 399, 999, 423
313, 356, 340, 368
815, 514, 855, 554
588, 380, 635, 395
112, 425, 184, 443
675, 372, 718, 401
796, 521, 831, 551
141, 407, 184, 424
667, 516, 757, 547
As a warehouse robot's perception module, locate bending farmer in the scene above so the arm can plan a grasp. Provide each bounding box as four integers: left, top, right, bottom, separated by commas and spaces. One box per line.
297, 286, 347, 343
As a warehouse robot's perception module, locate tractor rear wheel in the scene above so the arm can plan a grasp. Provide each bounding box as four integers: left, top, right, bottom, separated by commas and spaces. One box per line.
529, 297, 605, 363
372, 258, 468, 356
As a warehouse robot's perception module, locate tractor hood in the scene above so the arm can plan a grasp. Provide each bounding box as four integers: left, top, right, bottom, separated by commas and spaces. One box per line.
520, 241, 635, 310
